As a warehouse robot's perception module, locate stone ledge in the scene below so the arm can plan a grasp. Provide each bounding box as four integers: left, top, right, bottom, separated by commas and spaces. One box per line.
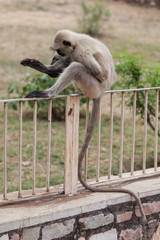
0, 177, 159, 234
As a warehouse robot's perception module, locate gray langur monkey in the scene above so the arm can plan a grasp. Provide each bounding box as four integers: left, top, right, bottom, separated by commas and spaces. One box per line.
20, 30, 146, 223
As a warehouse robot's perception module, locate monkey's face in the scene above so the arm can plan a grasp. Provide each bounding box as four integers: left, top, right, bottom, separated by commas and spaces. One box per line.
52, 40, 73, 58
51, 31, 75, 58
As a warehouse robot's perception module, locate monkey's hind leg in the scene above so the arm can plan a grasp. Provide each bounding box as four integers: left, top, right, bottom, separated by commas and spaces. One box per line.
47, 62, 101, 99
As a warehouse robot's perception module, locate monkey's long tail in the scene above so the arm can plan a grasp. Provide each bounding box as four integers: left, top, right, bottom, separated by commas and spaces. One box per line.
78, 97, 147, 224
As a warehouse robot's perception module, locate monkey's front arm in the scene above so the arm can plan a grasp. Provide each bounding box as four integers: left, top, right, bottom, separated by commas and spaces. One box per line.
20, 55, 70, 78
20, 59, 61, 78
20, 55, 71, 98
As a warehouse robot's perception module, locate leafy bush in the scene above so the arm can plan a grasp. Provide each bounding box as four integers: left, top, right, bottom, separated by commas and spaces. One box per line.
113, 53, 160, 135
78, 1, 111, 36
8, 73, 78, 119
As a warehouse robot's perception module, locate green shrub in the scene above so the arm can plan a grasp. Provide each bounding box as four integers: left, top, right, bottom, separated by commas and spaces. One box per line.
113, 53, 160, 135
8, 73, 80, 119
78, 1, 111, 36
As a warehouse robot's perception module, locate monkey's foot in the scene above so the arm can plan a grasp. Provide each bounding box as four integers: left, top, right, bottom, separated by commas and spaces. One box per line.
25, 90, 49, 98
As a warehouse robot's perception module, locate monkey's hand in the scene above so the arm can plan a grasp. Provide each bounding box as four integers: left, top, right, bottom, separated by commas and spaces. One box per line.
20, 58, 44, 68
25, 90, 49, 98
20, 58, 63, 77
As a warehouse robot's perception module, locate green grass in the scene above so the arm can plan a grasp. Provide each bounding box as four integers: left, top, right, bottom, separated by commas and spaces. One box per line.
0, 95, 160, 194
106, 36, 160, 64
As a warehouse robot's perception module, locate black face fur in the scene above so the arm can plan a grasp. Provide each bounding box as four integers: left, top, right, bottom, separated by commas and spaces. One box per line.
57, 49, 65, 57
63, 40, 71, 46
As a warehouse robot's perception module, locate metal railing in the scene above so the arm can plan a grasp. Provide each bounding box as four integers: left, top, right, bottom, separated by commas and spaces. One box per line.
84, 87, 160, 184
0, 87, 159, 203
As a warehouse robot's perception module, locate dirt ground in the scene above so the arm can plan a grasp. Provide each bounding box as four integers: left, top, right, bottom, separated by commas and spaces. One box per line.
0, 0, 160, 97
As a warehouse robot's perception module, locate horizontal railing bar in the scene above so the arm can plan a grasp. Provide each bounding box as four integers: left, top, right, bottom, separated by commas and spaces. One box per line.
1, 87, 160, 103
85, 168, 160, 189
104, 87, 160, 94
0, 95, 68, 103
1, 167, 159, 205
0, 191, 64, 207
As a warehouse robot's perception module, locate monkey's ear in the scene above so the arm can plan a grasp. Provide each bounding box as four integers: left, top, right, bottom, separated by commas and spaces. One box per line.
63, 40, 71, 47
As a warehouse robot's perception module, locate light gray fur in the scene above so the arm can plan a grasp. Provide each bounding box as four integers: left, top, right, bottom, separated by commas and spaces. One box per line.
46, 30, 115, 98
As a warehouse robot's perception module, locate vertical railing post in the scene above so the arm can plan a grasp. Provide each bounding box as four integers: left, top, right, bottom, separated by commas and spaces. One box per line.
154, 89, 159, 172
96, 101, 101, 182
18, 101, 23, 198
131, 91, 136, 175
143, 90, 148, 174
64, 95, 80, 195
119, 92, 124, 178
46, 99, 52, 192
3, 102, 8, 200
84, 98, 90, 181
32, 100, 37, 195
108, 92, 113, 179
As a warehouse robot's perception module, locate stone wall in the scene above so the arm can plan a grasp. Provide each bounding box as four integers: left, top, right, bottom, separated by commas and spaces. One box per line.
0, 194, 160, 240
114, 0, 160, 7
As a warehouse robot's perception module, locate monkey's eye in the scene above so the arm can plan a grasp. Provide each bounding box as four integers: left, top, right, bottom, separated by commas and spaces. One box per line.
63, 40, 71, 47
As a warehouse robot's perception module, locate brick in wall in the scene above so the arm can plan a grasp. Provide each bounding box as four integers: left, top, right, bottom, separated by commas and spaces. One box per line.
116, 211, 133, 223
119, 226, 142, 240
151, 223, 160, 240
79, 213, 114, 230
10, 234, 19, 240
89, 229, 117, 240
42, 219, 75, 240
22, 227, 40, 240
0, 235, 9, 240
135, 201, 160, 216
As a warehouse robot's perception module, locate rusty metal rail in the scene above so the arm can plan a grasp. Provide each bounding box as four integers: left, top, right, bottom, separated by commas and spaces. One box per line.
0, 87, 159, 202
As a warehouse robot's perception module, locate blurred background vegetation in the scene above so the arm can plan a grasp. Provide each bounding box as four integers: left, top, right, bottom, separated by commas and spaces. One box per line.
0, 0, 160, 193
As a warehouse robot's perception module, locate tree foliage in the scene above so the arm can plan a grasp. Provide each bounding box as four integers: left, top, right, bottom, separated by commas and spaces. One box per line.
113, 53, 160, 136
